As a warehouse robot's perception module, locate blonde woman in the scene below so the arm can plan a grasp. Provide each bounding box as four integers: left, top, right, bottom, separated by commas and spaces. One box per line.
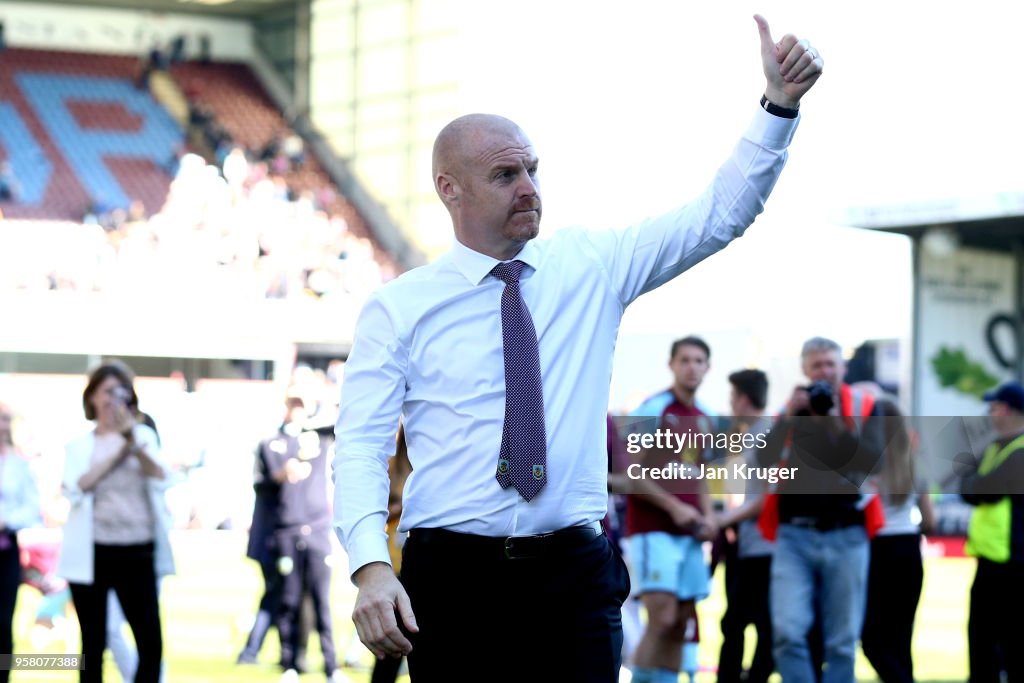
861, 398, 935, 683
58, 362, 174, 682
0, 401, 42, 683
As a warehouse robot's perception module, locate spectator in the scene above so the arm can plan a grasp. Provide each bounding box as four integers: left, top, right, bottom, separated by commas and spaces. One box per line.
0, 400, 43, 683
168, 35, 186, 65
282, 133, 306, 169
715, 370, 774, 683
198, 34, 211, 64
6, 106, 391, 301
105, 412, 168, 683
861, 396, 935, 683
259, 391, 344, 683
222, 146, 250, 191
236, 395, 313, 672
259, 134, 282, 163
134, 44, 165, 93
58, 361, 174, 683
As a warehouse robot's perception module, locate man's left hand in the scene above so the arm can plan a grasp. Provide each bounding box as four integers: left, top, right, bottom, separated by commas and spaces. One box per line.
755, 14, 823, 109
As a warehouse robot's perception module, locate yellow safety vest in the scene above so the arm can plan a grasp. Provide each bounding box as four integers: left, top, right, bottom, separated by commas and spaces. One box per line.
965, 433, 1024, 563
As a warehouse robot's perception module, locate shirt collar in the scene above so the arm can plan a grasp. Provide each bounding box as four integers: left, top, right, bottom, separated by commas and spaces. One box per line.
449, 237, 542, 286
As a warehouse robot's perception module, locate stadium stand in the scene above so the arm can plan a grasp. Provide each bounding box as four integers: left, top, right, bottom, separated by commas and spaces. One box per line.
168, 58, 384, 251
0, 48, 177, 219
0, 47, 396, 301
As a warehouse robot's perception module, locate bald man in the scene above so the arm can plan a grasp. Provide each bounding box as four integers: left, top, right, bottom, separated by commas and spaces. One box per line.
333, 15, 823, 683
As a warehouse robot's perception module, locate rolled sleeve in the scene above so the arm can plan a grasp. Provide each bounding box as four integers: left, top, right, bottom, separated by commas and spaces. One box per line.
333, 292, 408, 579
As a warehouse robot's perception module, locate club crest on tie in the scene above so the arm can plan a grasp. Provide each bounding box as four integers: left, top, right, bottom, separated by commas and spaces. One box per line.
497, 459, 510, 475
532, 464, 545, 480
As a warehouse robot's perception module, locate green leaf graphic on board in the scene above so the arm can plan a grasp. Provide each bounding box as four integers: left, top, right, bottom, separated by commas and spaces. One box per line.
931, 346, 1000, 399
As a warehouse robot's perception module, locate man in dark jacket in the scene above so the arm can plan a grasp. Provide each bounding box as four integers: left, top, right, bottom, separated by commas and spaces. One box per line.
237, 395, 312, 672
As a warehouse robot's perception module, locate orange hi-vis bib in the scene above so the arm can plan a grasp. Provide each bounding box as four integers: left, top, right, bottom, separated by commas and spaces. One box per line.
757, 384, 882, 541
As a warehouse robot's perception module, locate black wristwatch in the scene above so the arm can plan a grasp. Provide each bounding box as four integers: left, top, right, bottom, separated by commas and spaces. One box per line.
760, 94, 799, 119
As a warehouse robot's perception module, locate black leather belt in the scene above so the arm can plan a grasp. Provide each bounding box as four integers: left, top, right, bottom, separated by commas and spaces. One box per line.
408, 523, 603, 560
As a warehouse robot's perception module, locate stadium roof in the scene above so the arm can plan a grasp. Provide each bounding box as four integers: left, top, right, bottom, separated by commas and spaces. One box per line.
844, 191, 1024, 252
36, 0, 298, 20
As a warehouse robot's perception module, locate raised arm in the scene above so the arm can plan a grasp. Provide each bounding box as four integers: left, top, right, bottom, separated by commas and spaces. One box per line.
77, 441, 132, 492
130, 425, 167, 480
581, 16, 824, 307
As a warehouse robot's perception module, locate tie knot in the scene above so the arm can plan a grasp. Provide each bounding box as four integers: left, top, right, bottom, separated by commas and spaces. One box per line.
490, 260, 526, 284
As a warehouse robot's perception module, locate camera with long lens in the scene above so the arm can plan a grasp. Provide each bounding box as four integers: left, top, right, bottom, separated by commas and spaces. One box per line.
801, 379, 835, 416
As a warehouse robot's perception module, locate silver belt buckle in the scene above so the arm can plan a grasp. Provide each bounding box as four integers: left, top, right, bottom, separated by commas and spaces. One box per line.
503, 530, 553, 559
504, 535, 524, 560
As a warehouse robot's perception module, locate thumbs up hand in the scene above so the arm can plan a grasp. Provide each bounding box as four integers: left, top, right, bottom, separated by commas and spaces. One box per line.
754, 14, 823, 110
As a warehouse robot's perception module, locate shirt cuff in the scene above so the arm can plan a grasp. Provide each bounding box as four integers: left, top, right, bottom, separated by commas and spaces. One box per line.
341, 522, 392, 583
747, 106, 799, 151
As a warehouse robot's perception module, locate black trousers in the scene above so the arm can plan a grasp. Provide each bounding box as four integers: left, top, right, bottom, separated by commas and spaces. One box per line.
968, 557, 1024, 683
239, 556, 311, 668
239, 556, 285, 659
276, 532, 337, 674
401, 528, 630, 683
717, 555, 773, 683
0, 535, 22, 683
862, 533, 923, 683
371, 652, 403, 683
69, 543, 162, 683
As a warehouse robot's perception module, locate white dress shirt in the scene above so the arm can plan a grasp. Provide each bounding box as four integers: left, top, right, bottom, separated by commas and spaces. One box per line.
334, 107, 799, 576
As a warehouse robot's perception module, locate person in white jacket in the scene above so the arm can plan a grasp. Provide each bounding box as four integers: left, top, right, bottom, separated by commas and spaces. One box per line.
0, 400, 42, 683
58, 361, 174, 683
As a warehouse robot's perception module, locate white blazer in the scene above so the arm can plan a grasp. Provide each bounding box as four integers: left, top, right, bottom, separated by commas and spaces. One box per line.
57, 424, 176, 585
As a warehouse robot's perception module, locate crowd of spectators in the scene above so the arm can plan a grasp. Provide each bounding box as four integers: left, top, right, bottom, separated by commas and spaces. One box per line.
0, 137, 392, 304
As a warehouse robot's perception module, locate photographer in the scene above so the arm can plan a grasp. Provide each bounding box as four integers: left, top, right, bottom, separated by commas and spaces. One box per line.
58, 361, 173, 683
756, 337, 883, 683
